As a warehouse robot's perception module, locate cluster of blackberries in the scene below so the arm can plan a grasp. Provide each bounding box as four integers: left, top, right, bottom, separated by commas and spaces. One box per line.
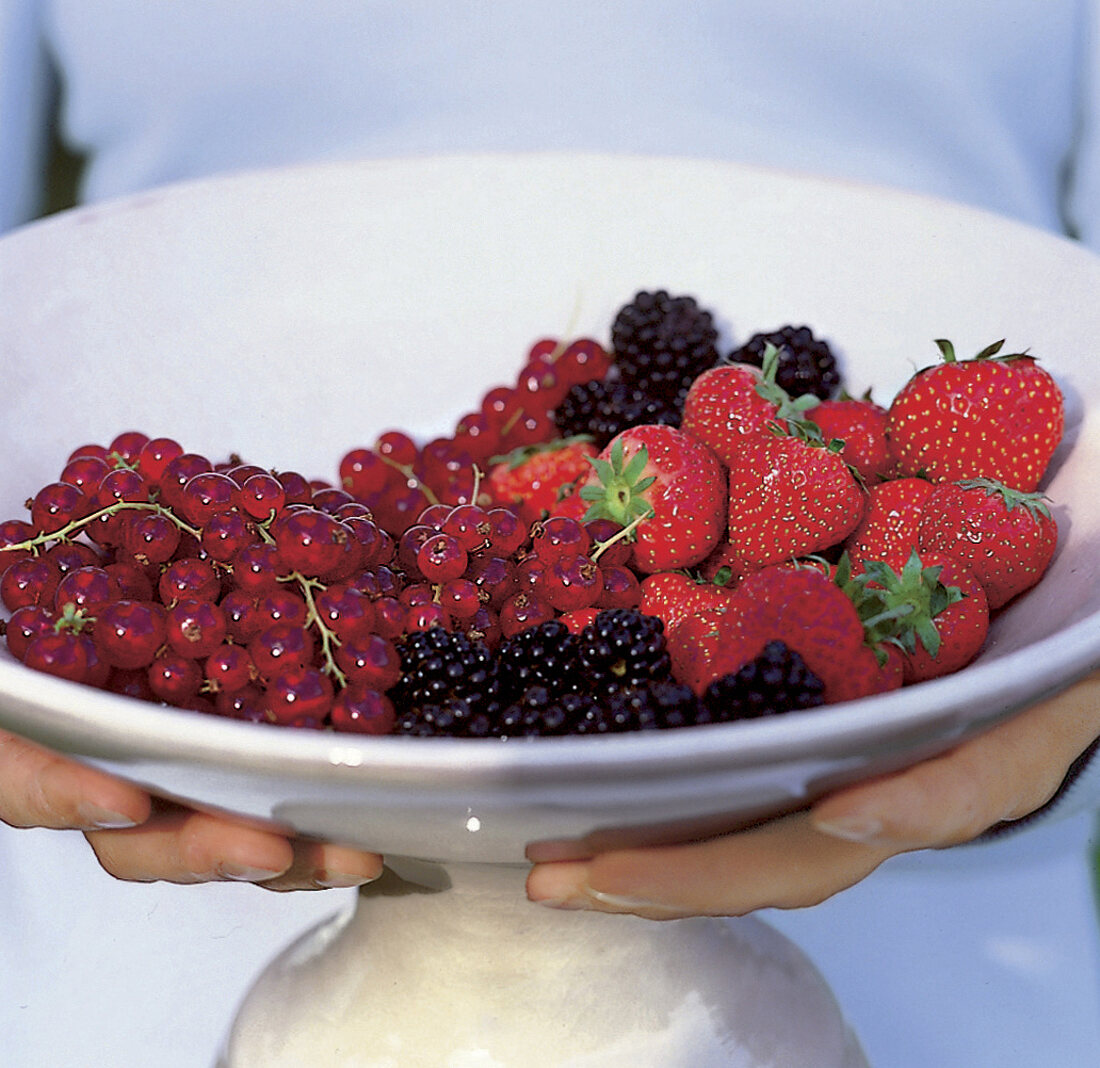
553, 291, 842, 447
392, 609, 825, 738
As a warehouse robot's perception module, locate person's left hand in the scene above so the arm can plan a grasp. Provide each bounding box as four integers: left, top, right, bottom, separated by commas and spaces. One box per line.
526, 670, 1100, 919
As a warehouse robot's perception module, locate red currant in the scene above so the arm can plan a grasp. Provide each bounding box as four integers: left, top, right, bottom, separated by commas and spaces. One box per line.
94, 600, 167, 669
330, 688, 396, 734
165, 598, 228, 659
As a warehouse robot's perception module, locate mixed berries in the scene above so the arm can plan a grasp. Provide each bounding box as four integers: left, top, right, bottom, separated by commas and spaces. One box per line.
0, 292, 1066, 738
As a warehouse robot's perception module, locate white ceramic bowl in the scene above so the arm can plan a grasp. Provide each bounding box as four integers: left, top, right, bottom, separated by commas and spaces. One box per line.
1, 153, 1098, 864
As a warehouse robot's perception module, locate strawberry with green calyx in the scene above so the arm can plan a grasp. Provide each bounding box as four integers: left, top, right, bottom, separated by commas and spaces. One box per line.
885, 339, 1064, 491
577, 424, 726, 573
852, 549, 989, 683
725, 418, 866, 568
917, 477, 1058, 609
681, 343, 820, 467
843, 476, 935, 574
485, 435, 597, 525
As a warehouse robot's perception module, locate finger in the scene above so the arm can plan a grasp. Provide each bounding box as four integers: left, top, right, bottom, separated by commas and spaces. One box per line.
257, 839, 385, 892
527, 812, 899, 919
812, 670, 1100, 847
85, 803, 297, 885
0, 729, 150, 831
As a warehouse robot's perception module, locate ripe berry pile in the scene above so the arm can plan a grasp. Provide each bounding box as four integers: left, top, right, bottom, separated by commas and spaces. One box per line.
0, 293, 1066, 737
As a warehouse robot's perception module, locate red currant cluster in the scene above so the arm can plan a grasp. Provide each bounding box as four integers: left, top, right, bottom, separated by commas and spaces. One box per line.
338, 337, 611, 528
0, 339, 626, 734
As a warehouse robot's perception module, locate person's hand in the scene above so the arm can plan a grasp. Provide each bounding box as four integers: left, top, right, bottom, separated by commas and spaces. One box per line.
526, 670, 1100, 919
0, 729, 382, 890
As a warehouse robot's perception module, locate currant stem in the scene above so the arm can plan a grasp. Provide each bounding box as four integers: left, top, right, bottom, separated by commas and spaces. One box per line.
13, 498, 202, 554
293, 573, 348, 688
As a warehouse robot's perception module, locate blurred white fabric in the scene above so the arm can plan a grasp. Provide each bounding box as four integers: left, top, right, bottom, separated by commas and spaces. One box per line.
1, 2, 1099, 1065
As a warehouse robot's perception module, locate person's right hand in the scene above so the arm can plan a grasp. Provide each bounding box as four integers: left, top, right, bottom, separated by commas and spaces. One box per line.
0, 728, 382, 890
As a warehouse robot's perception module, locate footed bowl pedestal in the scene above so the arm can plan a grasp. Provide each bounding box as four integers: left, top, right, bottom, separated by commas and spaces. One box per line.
220, 859, 868, 1068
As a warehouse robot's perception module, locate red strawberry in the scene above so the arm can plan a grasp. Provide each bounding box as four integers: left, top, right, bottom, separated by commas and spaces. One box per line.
639, 570, 736, 635
726, 425, 865, 567
809, 395, 894, 483
917, 478, 1058, 609
697, 537, 751, 587
666, 608, 730, 694
485, 436, 597, 525
577, 424, 726, 573
843, 477, 935, 573
678, 564, 872, 703
885, 339, 1064, 491
855, 550, 989, 683
680, 344, 819, 467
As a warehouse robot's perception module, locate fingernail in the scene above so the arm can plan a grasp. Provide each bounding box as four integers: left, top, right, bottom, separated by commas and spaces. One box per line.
313, 870, 381, 889
813, 814, 884, 843
77, 802, 140, 830
219, 862, 288, 883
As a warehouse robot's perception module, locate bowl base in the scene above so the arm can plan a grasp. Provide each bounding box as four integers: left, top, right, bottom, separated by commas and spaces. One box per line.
219, 859, 867, 1068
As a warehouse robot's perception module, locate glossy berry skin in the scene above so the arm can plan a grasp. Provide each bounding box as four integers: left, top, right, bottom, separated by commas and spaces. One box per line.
262, 667, 335, 726
231, 542, 286, 593
844, 477, 936, 574
638, 571, 735, 638
179, 471, 238, 526
201, 509, 255, 562
5, 604, 58, 660
486, 438, 599, 526
417, 532, 467, 583
530, 516, 590, 563
544, 553, 602, 612
313, 584, 377, 641
726, 430, 865, 568
917, 478, 1058, 609
885, 341, 1064, 492
23, 631, 91, 683
1, 555, 61, 611
136, 436, 184, 485
578, 425, 727, 573
330, 688, 396, 734
680, 363, 776, 468
95, 600, 167, 669
147, 650, 204, 705
165, 599, 228, 659
248, 622, 315, 676
124, 510, 182, 564
334, 634, 402, 691
810, 397, 894, 483
59, 455, 111, 499
54, 566, 121, 615
30, 481, 87, 534
238, 473, 286, 520
204, 644, 256, 694
272, 507, 356, 578
159, 557, 221, 604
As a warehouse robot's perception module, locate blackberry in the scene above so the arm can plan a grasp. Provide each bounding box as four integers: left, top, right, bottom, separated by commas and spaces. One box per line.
494, 620, 582, 703
393, 695, 503, 738
498, 687, 602, 738
391, 627, 498, 713
729, 325, 841, 400
702, 641, 826, 722
611, 290, 722, 400
576, 608, 671, 692
553, 379, 681, 448
575, 679, 705, 734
